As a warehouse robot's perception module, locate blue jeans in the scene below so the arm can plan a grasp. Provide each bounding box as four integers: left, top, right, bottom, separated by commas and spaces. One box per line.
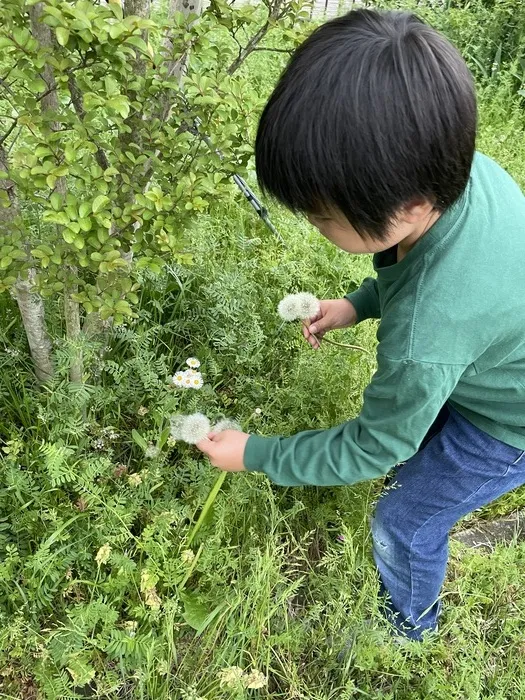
372, 406, 525, 640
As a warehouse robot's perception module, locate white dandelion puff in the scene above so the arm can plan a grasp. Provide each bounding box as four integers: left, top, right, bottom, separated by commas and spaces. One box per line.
179, 413, 211, 445
145, 444, 159, 459
213, 418, 241, 433
170, 415, 185, 441
295, 292, 321, 319
186, 357, 201, 368
277, 294, 300, 321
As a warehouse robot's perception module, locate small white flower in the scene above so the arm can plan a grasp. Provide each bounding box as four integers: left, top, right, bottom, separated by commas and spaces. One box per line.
254, 407, 262, 415
295, 292, 320, 320
172, 372, 185, 387
278, 294, 300, 322
213, 418, 241, 433
186, 357, 200, 368
189, 372, 203, 389
179, 413, 211, 445
182, 371, 194, 389
95, 543, 112, 566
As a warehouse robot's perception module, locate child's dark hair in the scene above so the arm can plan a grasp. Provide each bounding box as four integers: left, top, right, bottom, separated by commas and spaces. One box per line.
255, 9, 477, 240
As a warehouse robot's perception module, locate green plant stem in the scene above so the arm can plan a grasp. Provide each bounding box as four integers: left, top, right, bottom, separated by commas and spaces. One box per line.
187, 470, 228, 546
301, 321, 368, 352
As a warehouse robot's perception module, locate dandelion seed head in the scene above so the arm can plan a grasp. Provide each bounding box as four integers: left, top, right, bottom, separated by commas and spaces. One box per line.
95, 543, 112, 566
170, 415, 186, 440
295, 292, 321, 319
186, 357, 201, 368
145, 444, 159, 460
213, 418, 241, 433
179, 413, 211, 445
277, 294, 300, 322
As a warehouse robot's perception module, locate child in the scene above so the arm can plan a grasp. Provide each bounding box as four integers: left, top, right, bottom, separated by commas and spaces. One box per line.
197, 9, 525, 641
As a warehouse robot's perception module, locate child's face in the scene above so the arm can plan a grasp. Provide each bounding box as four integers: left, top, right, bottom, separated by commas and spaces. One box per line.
308, 201, 439, 254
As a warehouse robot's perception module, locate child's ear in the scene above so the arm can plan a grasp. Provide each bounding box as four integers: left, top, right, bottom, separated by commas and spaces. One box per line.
399, 198, 436, 224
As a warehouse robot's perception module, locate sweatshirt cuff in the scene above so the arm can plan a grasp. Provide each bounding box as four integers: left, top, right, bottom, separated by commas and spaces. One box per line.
345, 287, 376, 324
244, 434, 280, 474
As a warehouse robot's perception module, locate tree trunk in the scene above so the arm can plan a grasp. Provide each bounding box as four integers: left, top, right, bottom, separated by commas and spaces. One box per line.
14, 273, 54, 383
0, 146, 54, 383
31, 2, 83, 383
64, 278, 82, 384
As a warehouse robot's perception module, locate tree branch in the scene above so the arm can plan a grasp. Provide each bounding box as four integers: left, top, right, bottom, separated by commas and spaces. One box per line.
67, 74, 110, 171
0, 118, 18, 147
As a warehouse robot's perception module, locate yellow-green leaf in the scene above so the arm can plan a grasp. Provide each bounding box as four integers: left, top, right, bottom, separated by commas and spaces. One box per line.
56, 27, 70, 46
92, 195, 110, 214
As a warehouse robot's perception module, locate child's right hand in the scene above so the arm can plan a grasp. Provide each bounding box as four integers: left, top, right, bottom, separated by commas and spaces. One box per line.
303, 298, 357, 349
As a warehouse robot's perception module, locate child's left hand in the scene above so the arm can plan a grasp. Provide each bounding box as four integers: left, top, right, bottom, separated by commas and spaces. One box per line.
196, 430, 249, 472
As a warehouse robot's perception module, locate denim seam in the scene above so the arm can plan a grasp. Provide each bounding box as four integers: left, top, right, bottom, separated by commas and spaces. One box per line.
407, 466, 511, 624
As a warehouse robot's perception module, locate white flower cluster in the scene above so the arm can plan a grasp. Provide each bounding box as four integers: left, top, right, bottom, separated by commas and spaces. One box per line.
217, 666, 267, 690
172, 357, 203, 390
278, 292, 320, 321
170, 413, 241, 445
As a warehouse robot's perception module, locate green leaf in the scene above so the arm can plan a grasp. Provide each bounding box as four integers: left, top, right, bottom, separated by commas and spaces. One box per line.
62, 230, 75, 245
104, 75, 119, 96
56, 27, 70, 46
180, 593, 209, 631
132, 429, 148, 452
108, 23, 126, 40
0, 257, 13, 269
79, 202, 91, 218
107, 96, 130, 119
92, 195, 110, 214
125, 35, 149, 54
114, 300, 131, 315
50, 192, 62, 211
78, 218, 92, 232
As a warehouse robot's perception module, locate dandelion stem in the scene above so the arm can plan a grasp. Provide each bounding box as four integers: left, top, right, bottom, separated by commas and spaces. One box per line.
187, 471, 228, 545
301, 321, 368, 352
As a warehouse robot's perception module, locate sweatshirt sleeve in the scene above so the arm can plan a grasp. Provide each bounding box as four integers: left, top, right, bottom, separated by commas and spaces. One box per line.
345, 277, 381, 323
243, 356, 466, 486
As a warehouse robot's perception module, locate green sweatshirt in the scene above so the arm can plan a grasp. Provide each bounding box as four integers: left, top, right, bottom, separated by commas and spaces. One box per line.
244, 153, 525, 486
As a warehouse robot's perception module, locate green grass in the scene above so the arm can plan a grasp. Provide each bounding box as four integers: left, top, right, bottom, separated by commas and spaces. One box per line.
2, 3, 525, 698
